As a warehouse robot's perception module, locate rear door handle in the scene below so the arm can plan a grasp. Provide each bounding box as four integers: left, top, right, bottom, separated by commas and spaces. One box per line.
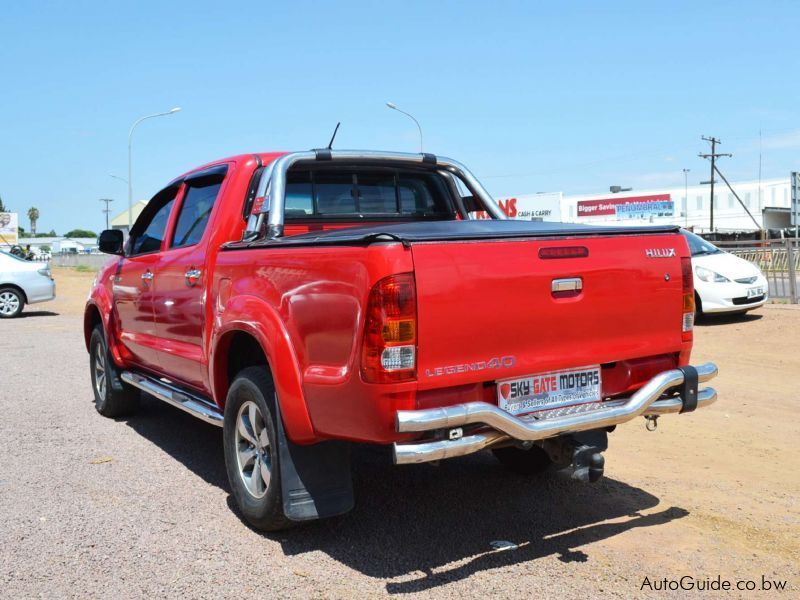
141, 270, 154, 284
185, 268, 202, 287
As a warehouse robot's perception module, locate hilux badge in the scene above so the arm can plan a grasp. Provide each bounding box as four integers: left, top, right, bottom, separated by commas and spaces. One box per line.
645, 248, 676, 258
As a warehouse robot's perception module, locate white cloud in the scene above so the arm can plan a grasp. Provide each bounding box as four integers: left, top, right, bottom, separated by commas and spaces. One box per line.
760, 129, 800, 151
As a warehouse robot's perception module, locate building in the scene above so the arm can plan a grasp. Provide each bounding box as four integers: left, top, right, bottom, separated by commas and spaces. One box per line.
16, 236, 99, 255
110, 200, 148, 236
558, 176, 794, 232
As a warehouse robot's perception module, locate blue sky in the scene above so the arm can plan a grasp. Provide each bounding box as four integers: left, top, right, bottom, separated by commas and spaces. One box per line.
1, 0, 798, 234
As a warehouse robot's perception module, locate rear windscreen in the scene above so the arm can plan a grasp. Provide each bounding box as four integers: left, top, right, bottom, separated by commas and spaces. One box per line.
284, 168, 453, 219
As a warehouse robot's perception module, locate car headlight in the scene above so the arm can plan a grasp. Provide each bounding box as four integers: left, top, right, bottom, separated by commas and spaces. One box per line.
695, 266, 730, 283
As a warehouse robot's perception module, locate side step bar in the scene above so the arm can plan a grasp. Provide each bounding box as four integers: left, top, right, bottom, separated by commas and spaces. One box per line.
121, 371, 223, 427
393, 362, 718, 465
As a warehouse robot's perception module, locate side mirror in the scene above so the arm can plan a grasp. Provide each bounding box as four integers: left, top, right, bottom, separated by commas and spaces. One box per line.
98, 229, 124, 255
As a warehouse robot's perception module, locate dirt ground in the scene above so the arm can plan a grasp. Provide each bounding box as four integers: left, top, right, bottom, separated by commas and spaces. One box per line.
1, 267, 797, 598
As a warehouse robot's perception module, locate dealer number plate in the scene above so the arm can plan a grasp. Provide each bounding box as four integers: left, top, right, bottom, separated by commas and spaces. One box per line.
497, 366, 602, 416
747, 286, 765, 299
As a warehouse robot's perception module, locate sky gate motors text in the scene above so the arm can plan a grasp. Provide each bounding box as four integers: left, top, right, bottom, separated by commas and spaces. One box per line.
506, 370, 600, 399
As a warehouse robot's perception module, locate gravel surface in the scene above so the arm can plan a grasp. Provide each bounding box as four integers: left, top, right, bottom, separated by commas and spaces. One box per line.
0, 269, 797, 598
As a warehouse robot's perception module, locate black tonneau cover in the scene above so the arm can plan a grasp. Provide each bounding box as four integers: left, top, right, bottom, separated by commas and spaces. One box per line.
224, 220, 681, 250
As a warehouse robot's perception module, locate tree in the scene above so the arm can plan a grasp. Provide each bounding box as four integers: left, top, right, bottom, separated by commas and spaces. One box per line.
0, 194, 6, 212
64, 229, 97, 238
27, 207, 39, 236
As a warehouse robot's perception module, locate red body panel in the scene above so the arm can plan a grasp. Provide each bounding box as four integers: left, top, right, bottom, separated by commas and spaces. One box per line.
86, 151, 693, 445
411, 235, 690, 391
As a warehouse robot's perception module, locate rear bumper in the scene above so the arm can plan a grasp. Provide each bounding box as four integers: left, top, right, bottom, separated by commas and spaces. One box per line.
26, 278, 56, 304
393, 362, 718, 465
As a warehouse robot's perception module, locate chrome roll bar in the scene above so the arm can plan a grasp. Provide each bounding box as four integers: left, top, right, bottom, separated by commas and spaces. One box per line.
249, 150, 506, 239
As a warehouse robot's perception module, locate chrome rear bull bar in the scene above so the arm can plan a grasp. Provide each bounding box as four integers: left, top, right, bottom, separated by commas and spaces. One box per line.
393, 362, 718, 465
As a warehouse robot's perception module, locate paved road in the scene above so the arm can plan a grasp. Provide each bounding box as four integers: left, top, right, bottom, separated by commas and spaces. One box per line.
1, 297, 797, 597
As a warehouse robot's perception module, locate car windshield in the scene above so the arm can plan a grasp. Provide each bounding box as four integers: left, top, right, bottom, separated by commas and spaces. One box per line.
681, 230, 723, 256
0, 250, 29, 262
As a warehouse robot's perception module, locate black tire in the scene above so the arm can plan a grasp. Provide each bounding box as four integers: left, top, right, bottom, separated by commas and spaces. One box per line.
223, 366, 293, 531
0, 287, 24, 318
492, 445, 553, 475
89, 326, 139, 417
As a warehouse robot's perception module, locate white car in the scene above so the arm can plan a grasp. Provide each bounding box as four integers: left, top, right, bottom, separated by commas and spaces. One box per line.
682, 230, 768, 316
0, 250, 56, 318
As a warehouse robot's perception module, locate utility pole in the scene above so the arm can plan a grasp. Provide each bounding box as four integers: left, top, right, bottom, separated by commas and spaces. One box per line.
699, 136, 731, 231
99, 198, 114, 230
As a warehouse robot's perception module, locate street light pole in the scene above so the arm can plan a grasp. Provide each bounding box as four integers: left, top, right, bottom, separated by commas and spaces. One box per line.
127, 107, 181, 230
385, 102, 423, 153
682, 168, 690, 227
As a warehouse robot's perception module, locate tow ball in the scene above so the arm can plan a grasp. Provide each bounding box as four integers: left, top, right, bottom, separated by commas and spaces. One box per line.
543, 430, 608, 483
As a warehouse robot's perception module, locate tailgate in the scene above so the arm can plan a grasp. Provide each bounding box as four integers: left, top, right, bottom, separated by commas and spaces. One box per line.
412, 232, 688, 390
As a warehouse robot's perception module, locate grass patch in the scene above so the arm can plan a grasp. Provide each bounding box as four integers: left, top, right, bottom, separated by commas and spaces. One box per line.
73, 264, 96, 273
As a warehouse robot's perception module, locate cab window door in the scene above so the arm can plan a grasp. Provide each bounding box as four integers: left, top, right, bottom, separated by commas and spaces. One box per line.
113, 186, 178, 371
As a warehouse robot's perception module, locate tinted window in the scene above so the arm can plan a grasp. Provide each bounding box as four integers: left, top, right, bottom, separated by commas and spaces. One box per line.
171, 182, 221, 248
130, 197, 175, 256
316, 172, 356, 214
285, 171, 313, 216
398, 174, 446, 216
282, 169, 452, 219
357, 173, 397, 213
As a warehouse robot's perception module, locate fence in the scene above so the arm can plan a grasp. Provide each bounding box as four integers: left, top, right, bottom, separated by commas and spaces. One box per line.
48, 254, 110, 270
715, 238, 799, 303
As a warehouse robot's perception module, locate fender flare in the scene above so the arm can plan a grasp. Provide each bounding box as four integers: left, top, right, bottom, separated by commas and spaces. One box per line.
84, 287, 125, 366
210, 295, 316, 444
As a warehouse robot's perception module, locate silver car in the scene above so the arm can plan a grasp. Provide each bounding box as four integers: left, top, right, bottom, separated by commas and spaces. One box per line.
0, 251, 56, 318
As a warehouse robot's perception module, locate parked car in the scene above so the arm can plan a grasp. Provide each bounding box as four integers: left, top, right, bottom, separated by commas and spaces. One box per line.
85, 150, 719, 531
681, 230, 768, 316
0, 250, 55, 318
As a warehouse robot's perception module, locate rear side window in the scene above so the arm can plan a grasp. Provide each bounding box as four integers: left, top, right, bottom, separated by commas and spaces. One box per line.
171, 182, 221, 248
283, 169, 452, 219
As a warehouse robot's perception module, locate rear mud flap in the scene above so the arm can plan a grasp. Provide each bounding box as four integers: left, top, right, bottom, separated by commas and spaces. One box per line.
274, 404, 354, 521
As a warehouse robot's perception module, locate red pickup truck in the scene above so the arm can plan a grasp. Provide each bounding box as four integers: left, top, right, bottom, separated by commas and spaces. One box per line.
85, 149, 718, 530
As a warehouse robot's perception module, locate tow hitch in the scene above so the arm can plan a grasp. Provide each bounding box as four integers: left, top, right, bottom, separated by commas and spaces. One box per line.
543, 429, 608, 483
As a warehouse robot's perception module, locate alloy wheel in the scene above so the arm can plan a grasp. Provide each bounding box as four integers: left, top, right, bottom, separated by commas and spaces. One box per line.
93, 342, 107, 398
0, 291, 20, 316
235, 400, 272, 499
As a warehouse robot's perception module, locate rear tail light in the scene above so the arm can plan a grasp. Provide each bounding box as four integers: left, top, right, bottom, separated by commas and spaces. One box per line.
361, 273, 417, 383
681, 257, 694, 341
